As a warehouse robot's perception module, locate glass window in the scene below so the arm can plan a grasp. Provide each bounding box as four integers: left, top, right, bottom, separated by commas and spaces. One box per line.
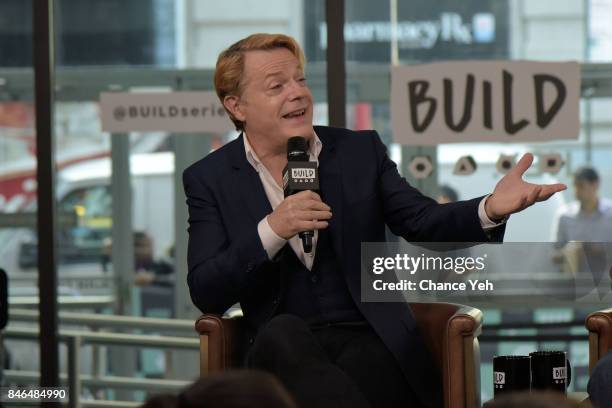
339, 0, 612, 399
0, 0, 39, 385
6, 0, 328, 404
3, 0, 321, 401
8, 0, 607, 403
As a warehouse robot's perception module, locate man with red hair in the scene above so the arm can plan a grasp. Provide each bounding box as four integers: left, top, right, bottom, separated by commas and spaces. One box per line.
183, 33, 566, 408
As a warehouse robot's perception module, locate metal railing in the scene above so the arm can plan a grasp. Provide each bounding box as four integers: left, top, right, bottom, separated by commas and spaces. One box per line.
479, 314, 590, 343
9, 309, 194, 333
9, 295, 115, 309
3, 310, 199, 408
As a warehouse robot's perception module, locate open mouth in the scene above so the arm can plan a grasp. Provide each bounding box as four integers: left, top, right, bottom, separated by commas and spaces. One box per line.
282, 109, 306, 119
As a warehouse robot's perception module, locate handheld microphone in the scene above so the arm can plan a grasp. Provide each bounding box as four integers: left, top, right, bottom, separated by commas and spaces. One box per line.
282, 136, 319, 253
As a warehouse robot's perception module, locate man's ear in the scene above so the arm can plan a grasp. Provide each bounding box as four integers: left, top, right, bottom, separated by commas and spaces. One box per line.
223, 95, 246, 122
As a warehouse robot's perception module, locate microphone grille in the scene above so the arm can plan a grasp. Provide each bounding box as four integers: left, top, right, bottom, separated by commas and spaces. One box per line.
287, 136, 309, 161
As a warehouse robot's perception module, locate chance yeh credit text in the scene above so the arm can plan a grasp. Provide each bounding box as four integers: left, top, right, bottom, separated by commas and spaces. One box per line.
370, 254, 494, 293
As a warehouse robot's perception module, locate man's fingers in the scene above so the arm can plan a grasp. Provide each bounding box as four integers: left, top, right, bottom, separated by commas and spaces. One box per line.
526, 185, 542, 206
547, 183, 567, 193
295, 190, 322, 201
310, 200, 331, 211
297, 198, 331, 211
287, 192, 330, 210
312, 220, 329, 230
510, 153, 534, 178
537, 183, 567, 201
300, 210, 332, 221
297, 220, 328, 231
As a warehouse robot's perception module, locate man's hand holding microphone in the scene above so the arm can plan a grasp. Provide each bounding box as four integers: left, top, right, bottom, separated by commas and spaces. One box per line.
267, 136, 329, 253
267, 190, 332, 240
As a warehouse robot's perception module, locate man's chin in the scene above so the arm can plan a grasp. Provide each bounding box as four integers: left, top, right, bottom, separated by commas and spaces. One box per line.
282, 124, 314, 139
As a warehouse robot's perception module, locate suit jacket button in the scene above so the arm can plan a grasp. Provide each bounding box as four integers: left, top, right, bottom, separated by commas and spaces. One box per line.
311, 275, 318, 283
272, 299, 278, 305
249, 337, 254, 344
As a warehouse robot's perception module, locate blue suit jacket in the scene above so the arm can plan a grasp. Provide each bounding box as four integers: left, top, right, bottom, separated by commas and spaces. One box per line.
183, 125, 505, 407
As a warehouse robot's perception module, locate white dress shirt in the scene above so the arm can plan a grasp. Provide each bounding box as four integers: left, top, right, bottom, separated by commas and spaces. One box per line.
243, 132, 503, 271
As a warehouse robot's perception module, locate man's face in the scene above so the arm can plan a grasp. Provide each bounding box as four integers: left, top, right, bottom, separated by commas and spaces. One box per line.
573, 178, 598, 203
230, 48, 314, 149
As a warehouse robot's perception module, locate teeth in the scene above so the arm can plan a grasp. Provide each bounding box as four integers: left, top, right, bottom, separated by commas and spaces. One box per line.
285, 109, 305, 118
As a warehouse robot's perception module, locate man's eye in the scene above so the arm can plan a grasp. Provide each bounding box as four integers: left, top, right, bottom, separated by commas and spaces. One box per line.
270, 84, 282, 90
298, 77, 307, 83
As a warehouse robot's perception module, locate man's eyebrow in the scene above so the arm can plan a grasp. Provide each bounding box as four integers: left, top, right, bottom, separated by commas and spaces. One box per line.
262, 65, 303, 81
263, 71, 285, 81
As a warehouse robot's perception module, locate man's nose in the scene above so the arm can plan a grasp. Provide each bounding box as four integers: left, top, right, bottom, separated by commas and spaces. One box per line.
287, 79, 308, 100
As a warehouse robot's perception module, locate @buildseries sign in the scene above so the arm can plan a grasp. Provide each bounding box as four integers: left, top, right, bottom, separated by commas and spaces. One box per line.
100, 91, 234, 133
390, 60, 580, 145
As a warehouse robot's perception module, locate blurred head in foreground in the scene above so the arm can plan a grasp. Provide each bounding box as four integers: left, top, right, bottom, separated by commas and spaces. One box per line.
141, 370, 297, 408
483, 391, 580, 408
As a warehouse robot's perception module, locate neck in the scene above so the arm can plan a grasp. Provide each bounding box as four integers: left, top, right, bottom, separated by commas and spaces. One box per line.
247, 134, 286, 168
244, 132, 289, 187
581, 198, 599, 213
245, 128, 314, 165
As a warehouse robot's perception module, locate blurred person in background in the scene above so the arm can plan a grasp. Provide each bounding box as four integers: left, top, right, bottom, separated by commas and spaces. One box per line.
436, 184, 459, 204
552, 167, 612, 283
553, 167, 612, 247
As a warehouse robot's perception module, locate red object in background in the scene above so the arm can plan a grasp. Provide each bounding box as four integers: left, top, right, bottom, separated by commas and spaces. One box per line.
0, 101, 114, 210
0, 102, 34, 128
0, 102, 37, 209
0, 102, 36, 155
0, 149, 111, 211
353, 102, 372, 130
0, 172, 37, 210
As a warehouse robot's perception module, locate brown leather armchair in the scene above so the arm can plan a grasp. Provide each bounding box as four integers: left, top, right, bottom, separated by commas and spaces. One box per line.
585, 308, 612, 373
196, 302, 483, 408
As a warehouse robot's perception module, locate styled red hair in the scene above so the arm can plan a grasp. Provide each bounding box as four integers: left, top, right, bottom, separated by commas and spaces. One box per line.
214, 33, 305, 131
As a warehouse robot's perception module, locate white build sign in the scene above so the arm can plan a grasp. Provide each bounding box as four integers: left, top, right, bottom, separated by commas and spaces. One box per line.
391, 61, 580, 145
100, 91, 233, 133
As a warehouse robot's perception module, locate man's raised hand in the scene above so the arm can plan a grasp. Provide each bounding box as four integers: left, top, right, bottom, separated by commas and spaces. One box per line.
485, 153, 567, 221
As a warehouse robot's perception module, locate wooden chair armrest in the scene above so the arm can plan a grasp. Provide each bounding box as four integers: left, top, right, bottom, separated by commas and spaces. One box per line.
410, 302, 483, 408
585, 308, 612, 373
195, 313, 243, 375
410, 303, 482, 369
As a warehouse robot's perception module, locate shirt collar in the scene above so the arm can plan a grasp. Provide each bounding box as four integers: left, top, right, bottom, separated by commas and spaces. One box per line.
243, 131, 322, 172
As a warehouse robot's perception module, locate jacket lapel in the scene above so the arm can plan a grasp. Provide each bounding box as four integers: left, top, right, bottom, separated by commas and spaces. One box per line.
228, 134, 272, 224
317, 130, 345, 264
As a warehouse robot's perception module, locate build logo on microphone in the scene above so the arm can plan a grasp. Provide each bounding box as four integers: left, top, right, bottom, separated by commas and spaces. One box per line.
291, 168, 316, 183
